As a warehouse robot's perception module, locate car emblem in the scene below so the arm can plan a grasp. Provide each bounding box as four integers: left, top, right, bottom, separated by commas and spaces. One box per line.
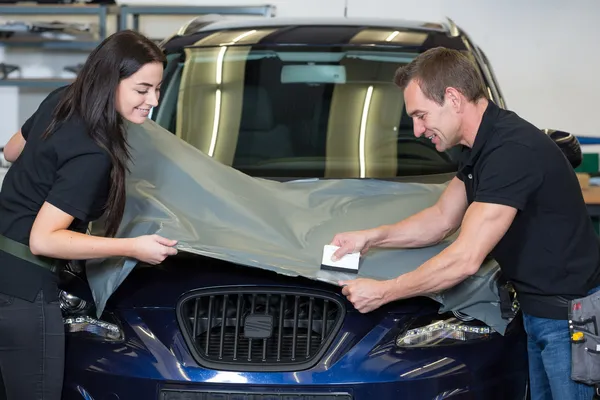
244, 314, 273, 339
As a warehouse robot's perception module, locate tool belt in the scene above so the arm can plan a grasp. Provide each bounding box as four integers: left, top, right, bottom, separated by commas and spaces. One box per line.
0, 234, 59, 274
569, 289, 600, 393
497, 277, 520, 320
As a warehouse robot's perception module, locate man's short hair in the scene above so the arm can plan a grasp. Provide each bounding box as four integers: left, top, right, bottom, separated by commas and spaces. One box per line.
394, 47, 487, 105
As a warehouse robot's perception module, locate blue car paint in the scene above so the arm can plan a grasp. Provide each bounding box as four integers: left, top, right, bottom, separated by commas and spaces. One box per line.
62, 259, 529, 399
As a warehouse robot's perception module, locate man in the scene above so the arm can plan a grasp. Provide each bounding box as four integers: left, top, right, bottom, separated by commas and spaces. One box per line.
330, 47, 600, 399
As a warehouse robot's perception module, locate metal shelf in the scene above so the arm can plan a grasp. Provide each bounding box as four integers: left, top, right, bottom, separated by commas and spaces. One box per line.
118, 4, 276, 31
0, 3, 276, 88
0, 37, 100, 51
0, 78, 73, 88
0, 4, 116, 40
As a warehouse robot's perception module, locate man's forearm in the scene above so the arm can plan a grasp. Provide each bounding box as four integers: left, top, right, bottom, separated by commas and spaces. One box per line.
379, 201, 517, 303
381, 242, 477, 303
364, 177, 467, 250
369, 205, 455, 249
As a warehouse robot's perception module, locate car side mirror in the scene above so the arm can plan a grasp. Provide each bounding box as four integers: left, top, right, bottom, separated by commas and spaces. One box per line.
543, 129, 583, 169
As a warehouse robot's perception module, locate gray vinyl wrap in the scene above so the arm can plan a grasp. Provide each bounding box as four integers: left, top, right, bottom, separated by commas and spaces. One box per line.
86, 120, 510, 335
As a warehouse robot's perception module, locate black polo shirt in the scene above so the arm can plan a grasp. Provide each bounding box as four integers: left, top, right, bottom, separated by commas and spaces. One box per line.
0, 86, 111, 302
457, 100, 600, 319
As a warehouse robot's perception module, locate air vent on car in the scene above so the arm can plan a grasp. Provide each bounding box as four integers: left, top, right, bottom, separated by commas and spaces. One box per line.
176, 287, 345, 371
160, 389, 352, 400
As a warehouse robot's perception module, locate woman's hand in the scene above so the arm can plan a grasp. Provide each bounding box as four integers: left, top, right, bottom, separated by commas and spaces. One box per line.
131, 234, 178, 264
30, 202, 179, 262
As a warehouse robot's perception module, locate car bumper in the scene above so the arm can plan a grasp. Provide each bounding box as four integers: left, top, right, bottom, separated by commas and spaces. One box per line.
63, 372, 527, 400
63, 309, 529, 400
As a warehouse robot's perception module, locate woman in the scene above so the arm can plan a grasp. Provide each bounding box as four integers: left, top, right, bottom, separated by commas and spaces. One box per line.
0, 30, 178, 399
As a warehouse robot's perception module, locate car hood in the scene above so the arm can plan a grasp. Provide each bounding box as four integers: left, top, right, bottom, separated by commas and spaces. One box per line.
85, 120, 509, 334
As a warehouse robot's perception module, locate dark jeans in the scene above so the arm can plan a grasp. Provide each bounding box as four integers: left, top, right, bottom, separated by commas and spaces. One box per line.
523, 313, 595, 399
523, 285, 600, 400
0, 290, 64, 400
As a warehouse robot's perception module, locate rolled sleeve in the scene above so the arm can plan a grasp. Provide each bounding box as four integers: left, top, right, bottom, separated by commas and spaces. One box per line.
21, 86, 68, 140
46, 151, 112, 221
475, 143, 543, 211
20, 114, 35, 140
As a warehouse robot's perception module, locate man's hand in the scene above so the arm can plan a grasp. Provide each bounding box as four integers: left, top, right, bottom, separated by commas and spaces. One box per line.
337, 201, 517, 313
339, 278, 390, 313
330, 230, 378, 261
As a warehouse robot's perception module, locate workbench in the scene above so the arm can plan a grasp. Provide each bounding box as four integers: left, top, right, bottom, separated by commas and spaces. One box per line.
583, 186, 600, 218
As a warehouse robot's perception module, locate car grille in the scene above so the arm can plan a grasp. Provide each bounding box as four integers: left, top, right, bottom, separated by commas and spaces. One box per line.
177, 287, 345, 371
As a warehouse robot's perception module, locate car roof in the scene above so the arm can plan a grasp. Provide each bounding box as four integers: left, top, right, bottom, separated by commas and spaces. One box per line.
194, 17, 450, 33
162, 16, 466, 52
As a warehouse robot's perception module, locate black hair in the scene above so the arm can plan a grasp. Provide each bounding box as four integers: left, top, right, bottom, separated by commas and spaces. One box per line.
43, 29, 167, 237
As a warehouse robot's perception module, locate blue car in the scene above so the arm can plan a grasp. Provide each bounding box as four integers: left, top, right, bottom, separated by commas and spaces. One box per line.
60, 16, 531, 399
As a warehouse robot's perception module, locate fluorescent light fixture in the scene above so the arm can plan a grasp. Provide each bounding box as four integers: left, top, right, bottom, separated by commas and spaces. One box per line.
209, 32, 254, 158
232, 29, 257, 43
359, 85, 374, 178
215, 45, 227, 84
209, 46, 227, 157
385, 31, 400, 41
209, 89, 221, 157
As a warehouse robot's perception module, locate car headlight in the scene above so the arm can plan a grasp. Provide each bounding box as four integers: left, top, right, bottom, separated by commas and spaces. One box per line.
60, 291, 124, 342
396, 312, 495, 348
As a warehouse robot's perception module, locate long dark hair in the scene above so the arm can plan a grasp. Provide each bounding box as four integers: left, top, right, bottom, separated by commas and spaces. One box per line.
43, 30, 166, 237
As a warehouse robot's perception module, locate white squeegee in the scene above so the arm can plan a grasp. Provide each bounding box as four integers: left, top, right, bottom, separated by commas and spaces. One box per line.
320, 244, 360, 274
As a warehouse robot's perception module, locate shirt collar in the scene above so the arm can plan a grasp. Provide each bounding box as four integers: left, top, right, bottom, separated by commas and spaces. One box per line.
460, 99, 501, 167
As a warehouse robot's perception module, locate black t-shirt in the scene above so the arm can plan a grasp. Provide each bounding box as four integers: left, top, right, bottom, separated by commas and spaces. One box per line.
457, 100, 600, 319
0, 86, 112, 302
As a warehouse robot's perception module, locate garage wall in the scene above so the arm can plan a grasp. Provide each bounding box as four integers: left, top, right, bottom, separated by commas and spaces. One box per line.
346, 0, 600, 138
1, 0, 598, 147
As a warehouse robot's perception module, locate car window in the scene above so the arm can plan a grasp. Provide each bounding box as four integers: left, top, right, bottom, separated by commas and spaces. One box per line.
475, 46, 506, 108
154, 46, 462, 179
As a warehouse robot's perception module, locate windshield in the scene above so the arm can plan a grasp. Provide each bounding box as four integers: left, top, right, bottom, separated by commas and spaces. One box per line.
153, 45, 465, 179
